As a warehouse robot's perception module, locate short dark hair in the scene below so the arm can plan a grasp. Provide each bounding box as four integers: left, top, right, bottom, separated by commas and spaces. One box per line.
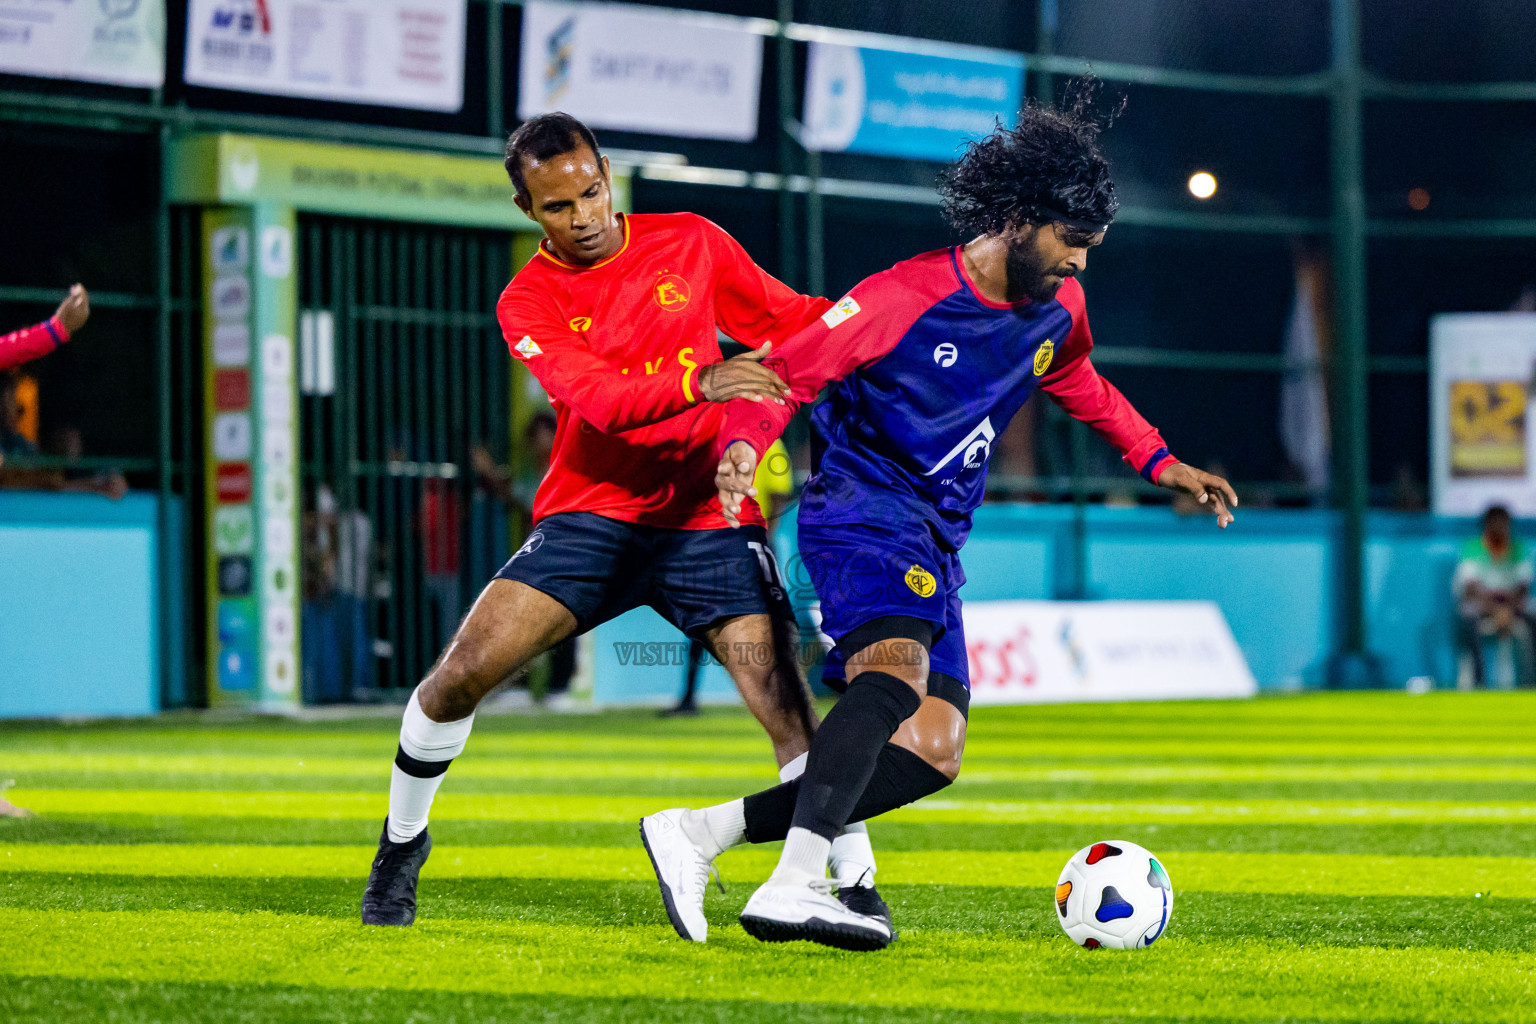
939, 79, 1121, 238
1484, 504, 1513, 527
504, 112, 602, 203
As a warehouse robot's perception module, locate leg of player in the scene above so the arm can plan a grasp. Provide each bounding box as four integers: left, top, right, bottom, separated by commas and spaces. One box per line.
361, 579, 577, 926
735, 626, 931, 949
701, 611, 815, 768
643, 628, 965, 950
640, 609, 815, 943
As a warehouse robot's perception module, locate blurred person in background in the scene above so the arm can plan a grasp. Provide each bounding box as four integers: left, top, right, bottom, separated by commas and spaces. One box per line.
1454, 504, 1535, 689
664, 436, 795, 717
0, 376, 125, 498
472, 412, 577, 704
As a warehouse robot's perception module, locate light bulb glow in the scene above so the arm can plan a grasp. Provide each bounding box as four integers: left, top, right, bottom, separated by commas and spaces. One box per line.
1187, 172, 1217, 199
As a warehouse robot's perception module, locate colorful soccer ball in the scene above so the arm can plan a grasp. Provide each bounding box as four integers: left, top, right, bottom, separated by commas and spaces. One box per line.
1054, 840, 1173, 949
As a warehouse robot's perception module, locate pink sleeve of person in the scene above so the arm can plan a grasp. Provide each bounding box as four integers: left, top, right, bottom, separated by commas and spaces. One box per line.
0, 315, 69, 372
1039, 279, 1178, 483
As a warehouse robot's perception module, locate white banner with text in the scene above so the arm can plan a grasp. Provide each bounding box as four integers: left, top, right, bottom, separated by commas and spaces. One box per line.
184, 0, 465, 112
518, 0, 763, 141
0, 0, 165, 87
963, 600, 1257, 704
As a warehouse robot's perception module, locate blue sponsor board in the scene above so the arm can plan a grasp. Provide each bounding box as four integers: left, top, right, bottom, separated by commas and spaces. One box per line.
803, 39, 1025, 162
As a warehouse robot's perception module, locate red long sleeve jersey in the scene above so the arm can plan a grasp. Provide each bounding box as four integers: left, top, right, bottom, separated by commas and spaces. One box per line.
0, 315, 69, 371
497, 212, 831, 530
721, 247, 1175, 549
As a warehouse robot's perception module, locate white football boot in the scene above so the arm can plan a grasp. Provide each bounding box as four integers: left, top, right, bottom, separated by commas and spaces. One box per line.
739, 868, 893, 951
639, 809, 720, 942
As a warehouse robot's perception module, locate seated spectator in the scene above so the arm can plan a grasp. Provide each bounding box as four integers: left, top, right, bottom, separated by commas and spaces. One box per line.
1454, 505, 1535, 689
0, 376, 126, 498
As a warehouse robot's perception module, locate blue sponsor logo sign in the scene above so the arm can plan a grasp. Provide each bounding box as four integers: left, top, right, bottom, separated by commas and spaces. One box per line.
802, 39, 1024, 162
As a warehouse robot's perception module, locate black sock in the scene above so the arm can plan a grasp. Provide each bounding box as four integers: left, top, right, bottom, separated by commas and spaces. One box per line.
743, 742, 952, 844
777, 671, 924, 840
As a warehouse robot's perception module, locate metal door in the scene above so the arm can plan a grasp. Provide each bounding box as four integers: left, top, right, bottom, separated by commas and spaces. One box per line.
296, 216, 514, 700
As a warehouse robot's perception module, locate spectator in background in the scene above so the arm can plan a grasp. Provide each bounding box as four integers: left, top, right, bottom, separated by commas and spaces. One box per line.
1454, 505, 1535, 689
0, 284, 89, 374
472, 412, 576, 704
663, 436, 795, 717
0, 377, 125, 498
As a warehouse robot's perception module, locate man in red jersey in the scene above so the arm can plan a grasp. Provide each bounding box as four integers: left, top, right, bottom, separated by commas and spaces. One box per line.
362, 113, 886, 938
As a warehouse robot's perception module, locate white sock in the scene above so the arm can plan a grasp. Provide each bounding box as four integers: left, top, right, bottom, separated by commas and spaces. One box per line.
779, 751, 876, 886
830, 821, 876, 888
386, 685, 476, 844
776, 827, 831, 879
682, 800, 745, 858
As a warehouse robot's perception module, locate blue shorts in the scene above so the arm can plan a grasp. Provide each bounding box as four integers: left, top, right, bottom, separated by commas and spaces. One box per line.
495, 511, 793, 638
799, 519, 969, 692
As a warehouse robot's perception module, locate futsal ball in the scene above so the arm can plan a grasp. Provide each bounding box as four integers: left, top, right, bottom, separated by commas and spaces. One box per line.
1054, 840, 1173, 949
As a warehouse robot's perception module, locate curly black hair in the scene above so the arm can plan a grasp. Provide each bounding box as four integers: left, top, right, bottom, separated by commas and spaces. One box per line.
505, 112, 602, 203
939, 79, 1122, 238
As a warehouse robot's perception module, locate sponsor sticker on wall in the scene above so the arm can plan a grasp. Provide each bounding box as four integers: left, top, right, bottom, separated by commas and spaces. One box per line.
518, 1, 764, 141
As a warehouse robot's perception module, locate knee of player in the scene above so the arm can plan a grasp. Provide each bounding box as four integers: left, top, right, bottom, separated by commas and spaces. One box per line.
911, 733, 964, 782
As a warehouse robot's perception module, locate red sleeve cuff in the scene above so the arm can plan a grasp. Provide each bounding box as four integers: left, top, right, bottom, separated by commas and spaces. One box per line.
46, 315, 70, 346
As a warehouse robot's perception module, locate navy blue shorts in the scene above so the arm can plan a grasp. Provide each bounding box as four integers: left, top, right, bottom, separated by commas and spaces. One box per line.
800, 519, 969, 695
495, 511, 793, 639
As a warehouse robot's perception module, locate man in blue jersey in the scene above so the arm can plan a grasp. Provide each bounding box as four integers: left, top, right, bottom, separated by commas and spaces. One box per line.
641, 95, 1236, 951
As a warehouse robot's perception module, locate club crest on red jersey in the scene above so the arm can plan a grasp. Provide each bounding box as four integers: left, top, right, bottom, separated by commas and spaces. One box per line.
655, 274, 690, 310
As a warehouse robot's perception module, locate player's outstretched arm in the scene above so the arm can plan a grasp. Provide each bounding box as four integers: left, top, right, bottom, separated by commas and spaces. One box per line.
1156, 462, 1238, 529
0, 284, 87, 372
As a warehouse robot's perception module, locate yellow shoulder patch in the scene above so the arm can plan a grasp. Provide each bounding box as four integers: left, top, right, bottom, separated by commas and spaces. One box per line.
1033, 338, 1055, 376
904, 564, 937, 598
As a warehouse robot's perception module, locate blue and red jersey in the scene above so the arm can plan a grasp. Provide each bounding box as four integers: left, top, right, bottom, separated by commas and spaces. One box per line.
721, 246, 1176, 550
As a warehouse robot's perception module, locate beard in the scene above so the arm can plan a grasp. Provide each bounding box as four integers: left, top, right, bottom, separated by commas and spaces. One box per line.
1005, 235, 1073, 303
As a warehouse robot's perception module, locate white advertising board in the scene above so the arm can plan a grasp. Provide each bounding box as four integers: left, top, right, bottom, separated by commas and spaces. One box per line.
518, 1, 763, 141
184, 0, 465, 112
1430, 313, 1536, 517
0, 0, 165, 87
962, 600, 1257, 705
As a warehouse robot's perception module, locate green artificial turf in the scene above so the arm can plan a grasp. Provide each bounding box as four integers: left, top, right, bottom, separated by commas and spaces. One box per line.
2, 692, 1535, 1023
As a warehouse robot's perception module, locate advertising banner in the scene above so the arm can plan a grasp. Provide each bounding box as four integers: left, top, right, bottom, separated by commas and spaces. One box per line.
802, 35, 1024, 161
0, 0, 165, 87
962, 600, 1257, 705
1431, 313, 1536, 516
518, 0, 764, 142
166, 133, 556, 230
203, 205, 301, 709
184, 0, 465, 112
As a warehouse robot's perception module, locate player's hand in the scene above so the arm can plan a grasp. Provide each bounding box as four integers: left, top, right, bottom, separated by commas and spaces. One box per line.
1159, 462, 1237, 528
699, 342, 789, 404
55, 284, 89, 336
716, 440, 760, 528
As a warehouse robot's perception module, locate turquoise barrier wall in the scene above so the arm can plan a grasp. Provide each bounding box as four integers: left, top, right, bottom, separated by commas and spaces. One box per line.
589, 504, 1487, 702
0, 492, 172, 718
